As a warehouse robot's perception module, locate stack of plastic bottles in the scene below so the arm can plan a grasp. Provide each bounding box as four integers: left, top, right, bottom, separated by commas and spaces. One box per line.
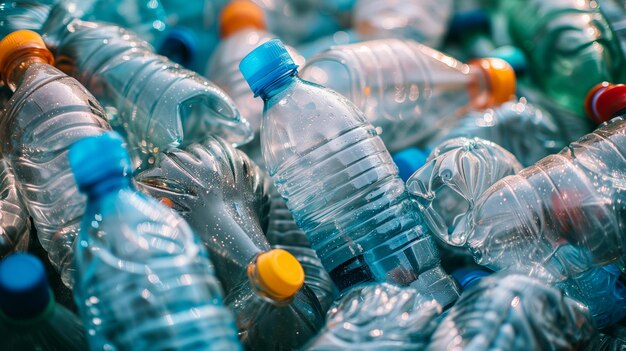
1, 0, 626, 350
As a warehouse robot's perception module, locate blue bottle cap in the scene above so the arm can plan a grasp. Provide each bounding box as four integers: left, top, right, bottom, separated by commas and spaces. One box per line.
239, 38, 299, 97
68, 131, 131, 193
452, 268, 492, 290
449, 9, 490, 35
489, 46, 527, 76
0, 253, 51, 319
393, 148, 430, 182
158, 27, 197, 68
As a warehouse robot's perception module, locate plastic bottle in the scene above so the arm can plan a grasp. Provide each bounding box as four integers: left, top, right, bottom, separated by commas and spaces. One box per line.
134, 137, 325, 349
240, 39, 460, 307
296, 29, 359, 59
0, 30, 111, 287
0, 159, 30, 259
407, 137, 522, 248
353, 0, 453, 49
303, 283, 443, 350
300, 39, 516, 151
584, 324, 626, 351
0, 0, 54, 39
500, 0, 624, 117
427, 273, 595, 350
41, 15, 252, 171
451, 267, 492, 291
68, 132, 241, 351
0, 253, 87, 350
451, 117, 626, 281
206, 0, 304, 166
428, 98, 568, 166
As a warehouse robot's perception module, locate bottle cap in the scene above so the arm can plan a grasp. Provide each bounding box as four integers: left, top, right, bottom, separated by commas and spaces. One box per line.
488, 46, 526, 77
158, 27, 197, 68
0, 253, 51, 319
470, 58, 516, 107
449, 9, 490, 36
69, 131, 131, 193
256, 248, 304, 299
585, 82, 626, 124
393, 148, 430, 182
452, 268, 491, 290
239, 38, 298, 97
0, 30, 54, 78
220, 0, 266, 38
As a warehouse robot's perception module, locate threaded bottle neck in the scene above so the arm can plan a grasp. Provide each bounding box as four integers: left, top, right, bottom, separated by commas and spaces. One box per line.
2, 49, 54, 91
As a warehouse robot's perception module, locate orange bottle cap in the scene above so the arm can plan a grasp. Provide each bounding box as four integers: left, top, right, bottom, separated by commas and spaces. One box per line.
256, 248, 304, 299
220, 0, 266, 38
471, 58, 516, 107
0, 30, 53, 72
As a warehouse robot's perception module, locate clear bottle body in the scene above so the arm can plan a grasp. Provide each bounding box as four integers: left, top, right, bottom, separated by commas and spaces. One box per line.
0, 159, 30, 258
0, 0, 53, 39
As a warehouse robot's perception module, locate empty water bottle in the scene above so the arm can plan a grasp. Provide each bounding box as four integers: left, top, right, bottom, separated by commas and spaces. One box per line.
240, 39, 460, 307
407, 137, 522, 248
429, 98, 568, 166
354, 0, 453, 48
206, 0, 304, 165
42, 16, 252, 170
296, 29, 359, 59
428, 273, 595, 350
0, 253, 87, 351
134, 137, 325, 349
0, 30, 111, 287
68, 132, 241, 351
303, 283, 443, 350
500, 0, 624, 117
300, 39, 516, 151
0, 159, 30, 259
0, 0, 53, 39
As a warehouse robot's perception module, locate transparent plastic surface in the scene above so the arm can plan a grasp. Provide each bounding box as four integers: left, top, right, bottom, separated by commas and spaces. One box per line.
300, 39, 486, 151
407, 137, 522, 247
261, 74, 459, 305
76, 187, 241, 350
463, 117, 626, 280
0, 63, 110, 287
303, 283, 443, 350
428, 273, 595, 350
0, 159, 30, 259
135, 137, 325, 349
429, 98, 568, 166
354, 0, 453, 48
0, 0, 53, 39
266, 184, 311, 248
501, 0, 624, 116
584, 324, 626, 351
43, 18, 252, 170
0, 300, 87, 351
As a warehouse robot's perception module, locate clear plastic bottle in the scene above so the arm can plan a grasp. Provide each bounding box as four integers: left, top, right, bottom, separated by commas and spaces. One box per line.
42, 15, 252, 170
0, 30, 111, 287
584, 324, 626, 351
206, 0, 304, 166
68, 132, 241, 351
300, 39, 516, 151
500, 0, 624, 117
407, 137, 522, 248
428, 98, 568, 166
303, 283, 443, 350
0, 159, 30, 259
427, 273, 595, 350
240, 39, 460, 307
134, 137, 325, 349
0, 253, 87, 351
0, 0, 54, 39
353, 0, 453, 49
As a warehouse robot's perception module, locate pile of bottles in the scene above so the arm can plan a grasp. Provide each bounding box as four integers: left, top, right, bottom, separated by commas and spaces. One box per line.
0, 0, 625, 350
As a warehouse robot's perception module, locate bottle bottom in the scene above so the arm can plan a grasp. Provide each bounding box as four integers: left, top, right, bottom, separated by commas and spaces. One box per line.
329, 255, 375, 293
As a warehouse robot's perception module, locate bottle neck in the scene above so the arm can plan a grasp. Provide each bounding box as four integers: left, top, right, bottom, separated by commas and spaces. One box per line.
258, 70, 298, 101
246, 255, 293, 306
3, 49, 54, 92
467, 64, 492, 110
84, 177, 132, 200
0, 291, 55, 326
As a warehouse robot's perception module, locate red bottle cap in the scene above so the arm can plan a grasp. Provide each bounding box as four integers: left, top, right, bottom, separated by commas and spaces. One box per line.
585, 82, 626, 124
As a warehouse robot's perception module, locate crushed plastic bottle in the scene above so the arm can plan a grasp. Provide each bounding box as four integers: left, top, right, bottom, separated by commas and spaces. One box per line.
428, 273, 595, 350
303, 283, 443, 350
0, 253, 87, 351
0, 0, 53, 39
407, 137, 522, 248
240, 39, 460, 307
41, 15, 252, 170
134, 137, 325, 349
353, 0, 453, 48
0, 159, 30, 259
300, 39, 516, 151
69, 132, 242, 351
0, 30, 111, 287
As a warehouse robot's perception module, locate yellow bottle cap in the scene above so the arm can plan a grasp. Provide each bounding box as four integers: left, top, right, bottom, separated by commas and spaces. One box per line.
0, 30, 54, 73
220, 0, 266, 38
470, 57, 516, 107
256, 249, 304, 299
